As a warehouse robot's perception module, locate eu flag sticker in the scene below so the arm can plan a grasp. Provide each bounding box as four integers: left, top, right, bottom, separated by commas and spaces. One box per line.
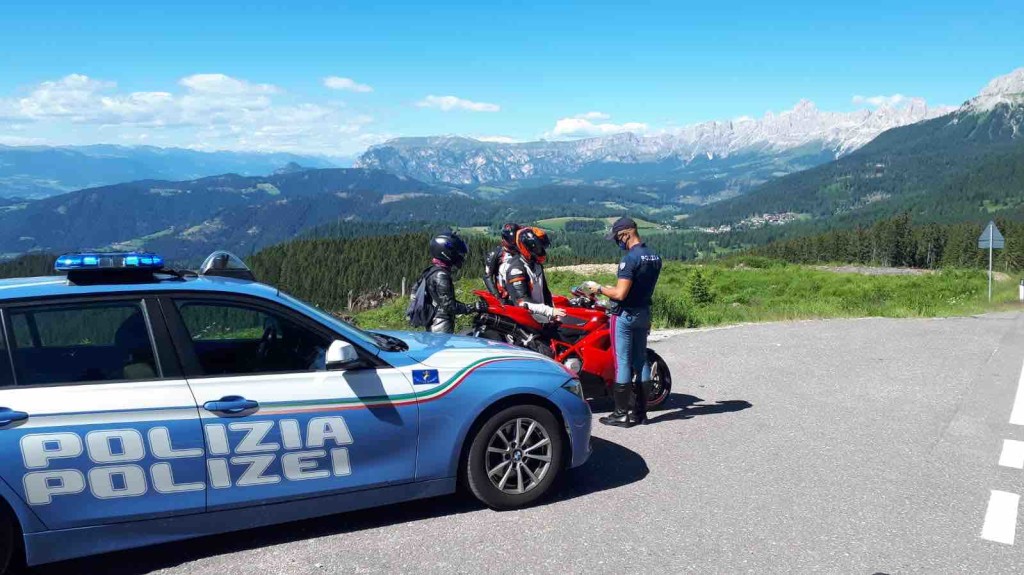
413, 369, 440, 385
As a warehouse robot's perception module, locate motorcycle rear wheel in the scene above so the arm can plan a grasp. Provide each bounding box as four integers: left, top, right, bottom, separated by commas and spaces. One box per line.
646, 349, 672, 408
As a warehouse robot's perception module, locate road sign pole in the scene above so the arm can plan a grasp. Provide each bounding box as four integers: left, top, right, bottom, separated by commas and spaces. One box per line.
989, 225, 994, 302
978, 221, 1004, 303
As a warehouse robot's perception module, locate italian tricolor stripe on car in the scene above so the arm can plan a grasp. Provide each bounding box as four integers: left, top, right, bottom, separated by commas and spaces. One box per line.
260, 356, 526, 415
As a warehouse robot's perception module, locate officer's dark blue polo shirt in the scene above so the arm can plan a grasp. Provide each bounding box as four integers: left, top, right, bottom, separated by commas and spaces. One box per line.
617, 243, 662, 310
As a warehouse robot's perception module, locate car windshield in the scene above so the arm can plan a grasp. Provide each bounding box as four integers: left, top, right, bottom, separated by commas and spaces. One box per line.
277, 291, 385, 351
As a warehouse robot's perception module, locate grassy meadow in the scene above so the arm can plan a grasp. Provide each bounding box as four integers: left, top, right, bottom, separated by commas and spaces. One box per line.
352, 259, 1022, 331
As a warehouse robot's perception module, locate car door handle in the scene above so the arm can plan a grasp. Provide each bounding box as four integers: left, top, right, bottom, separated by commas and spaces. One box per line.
203, 396, 259, 414
0, 407, 29, 426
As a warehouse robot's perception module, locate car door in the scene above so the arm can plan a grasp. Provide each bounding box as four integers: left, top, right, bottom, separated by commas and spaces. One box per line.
0, 297, 206, 530
164, 295, 418, 512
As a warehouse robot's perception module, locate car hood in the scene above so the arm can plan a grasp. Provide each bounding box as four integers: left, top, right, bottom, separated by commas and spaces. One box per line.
375, 330, 551, 369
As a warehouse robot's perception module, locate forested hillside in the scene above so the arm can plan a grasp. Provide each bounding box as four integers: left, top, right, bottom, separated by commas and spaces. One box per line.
688, 101, 1024, 230
248, 228, 705, 311
748, 214, 1024, 271
0, 253, 57, 279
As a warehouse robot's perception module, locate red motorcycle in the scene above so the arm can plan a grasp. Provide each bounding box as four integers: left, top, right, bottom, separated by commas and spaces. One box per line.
469, 288, 672, 408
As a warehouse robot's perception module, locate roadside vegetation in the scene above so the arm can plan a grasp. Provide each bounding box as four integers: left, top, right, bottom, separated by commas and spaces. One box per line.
354, 259, 1021, 331
1, 228, 1017, 334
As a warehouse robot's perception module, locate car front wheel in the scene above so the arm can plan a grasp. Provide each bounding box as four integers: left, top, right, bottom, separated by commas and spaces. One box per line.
465, 404, 563, 510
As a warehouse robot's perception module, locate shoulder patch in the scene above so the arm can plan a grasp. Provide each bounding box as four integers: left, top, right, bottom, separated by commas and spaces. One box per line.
619, 261, 626, 270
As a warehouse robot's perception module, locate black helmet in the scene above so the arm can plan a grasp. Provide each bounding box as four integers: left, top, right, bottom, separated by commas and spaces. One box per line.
429, 230, 469, 269
500, 222, 521, 252
515, 227, 550, 264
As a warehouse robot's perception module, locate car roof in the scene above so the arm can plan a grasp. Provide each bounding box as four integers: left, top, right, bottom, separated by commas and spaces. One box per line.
0, 274, 282, 303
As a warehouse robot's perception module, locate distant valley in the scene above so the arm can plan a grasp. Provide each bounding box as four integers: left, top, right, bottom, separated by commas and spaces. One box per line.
0, 145, 339, 199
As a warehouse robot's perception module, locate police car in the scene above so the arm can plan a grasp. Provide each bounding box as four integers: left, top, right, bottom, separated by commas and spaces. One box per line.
0, 251, 592, 571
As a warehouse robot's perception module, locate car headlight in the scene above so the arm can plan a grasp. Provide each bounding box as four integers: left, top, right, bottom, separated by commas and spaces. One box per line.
561, 379, 584, 401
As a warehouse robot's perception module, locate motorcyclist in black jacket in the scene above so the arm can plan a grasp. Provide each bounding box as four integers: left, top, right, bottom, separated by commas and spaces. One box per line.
426, 230, 485, 334
483, 223, 521, 298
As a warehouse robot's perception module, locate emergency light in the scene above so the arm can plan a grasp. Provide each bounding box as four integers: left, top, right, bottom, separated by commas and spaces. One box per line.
55, 252, 165, 272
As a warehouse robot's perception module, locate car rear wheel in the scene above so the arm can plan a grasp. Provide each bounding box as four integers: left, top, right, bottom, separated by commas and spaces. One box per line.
465, 405, 563, 509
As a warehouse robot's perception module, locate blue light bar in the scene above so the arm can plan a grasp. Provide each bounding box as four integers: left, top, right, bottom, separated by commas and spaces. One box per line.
55, 252, 165, 273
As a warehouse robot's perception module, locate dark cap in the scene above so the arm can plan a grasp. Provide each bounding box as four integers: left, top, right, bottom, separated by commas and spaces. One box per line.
605, 216, 637, 240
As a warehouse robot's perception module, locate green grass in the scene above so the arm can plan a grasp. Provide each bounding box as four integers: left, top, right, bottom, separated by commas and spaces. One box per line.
351, 261, 1021, 331
534, 216, 663, 232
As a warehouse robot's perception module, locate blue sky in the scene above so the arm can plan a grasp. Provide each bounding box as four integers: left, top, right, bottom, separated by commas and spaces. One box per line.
1, 0, 1022, 157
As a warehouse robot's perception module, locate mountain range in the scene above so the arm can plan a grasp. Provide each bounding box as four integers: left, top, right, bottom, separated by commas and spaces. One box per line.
0, 145, 338, 199
0, 168, 437, 258
355, 98, 952, 203
0, 68, 1021, 264
687, 67, 1024, 230
0, 167, 603, 260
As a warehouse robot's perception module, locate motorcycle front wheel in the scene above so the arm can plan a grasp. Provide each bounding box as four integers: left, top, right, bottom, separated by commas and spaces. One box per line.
646, 349, 672, 408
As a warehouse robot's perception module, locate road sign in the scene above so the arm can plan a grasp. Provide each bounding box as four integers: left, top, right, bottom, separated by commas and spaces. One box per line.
979, 221, 1005, 302
979, 221, 1006, 249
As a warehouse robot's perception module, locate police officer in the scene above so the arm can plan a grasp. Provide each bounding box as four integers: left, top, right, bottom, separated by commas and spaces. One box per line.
582, 217, 662, 427
425, 230, 485, 334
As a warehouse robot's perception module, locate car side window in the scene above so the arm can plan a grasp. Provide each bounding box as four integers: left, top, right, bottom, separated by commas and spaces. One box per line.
176, 301, 330, 376
0, 317, 12, 388
6, 301, 158, 386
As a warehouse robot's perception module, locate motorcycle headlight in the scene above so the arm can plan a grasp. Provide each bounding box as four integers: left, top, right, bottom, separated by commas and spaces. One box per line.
561, 379, 585, 401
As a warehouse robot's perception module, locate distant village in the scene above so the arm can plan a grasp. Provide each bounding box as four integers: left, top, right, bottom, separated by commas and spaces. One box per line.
695, 212, 803, 234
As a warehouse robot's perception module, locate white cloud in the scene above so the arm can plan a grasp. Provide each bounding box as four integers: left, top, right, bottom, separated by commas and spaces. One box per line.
179, 73, 279, 95
415, 95, 500, 112
852, 93, 908, 107
0, 134, 47, 146
574, 111, 610, 120
476, 135, 519, 143
323, 76, 373, 93
0, 74, 115, 121
549, 116, 648, 138
0, 73, 376, 156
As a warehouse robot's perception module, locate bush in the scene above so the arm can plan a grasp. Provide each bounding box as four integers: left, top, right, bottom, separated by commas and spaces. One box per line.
687, 268, 715, 305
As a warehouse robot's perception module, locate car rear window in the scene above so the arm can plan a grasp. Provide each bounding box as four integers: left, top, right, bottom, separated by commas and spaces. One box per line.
6, 300, 159, 386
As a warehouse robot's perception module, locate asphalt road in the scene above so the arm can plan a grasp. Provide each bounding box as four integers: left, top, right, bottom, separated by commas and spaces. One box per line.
32, 313, 1024, 574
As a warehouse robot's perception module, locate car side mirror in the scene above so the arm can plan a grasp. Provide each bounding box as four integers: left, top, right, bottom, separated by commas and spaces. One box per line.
326, 340, 360, 370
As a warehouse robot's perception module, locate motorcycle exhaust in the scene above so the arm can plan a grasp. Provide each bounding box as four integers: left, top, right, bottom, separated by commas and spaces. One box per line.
475, 313, 520, 334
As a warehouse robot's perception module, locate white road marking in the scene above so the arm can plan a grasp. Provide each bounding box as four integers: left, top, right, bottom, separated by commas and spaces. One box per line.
981, 490, 1020, 545
999, 440, 1024, 469
1009, 358, 1024, 425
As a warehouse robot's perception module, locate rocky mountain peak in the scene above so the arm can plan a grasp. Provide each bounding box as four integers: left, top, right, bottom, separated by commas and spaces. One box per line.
980, 68, 1024, 97
964, 67, 1024, 112
356, 70, 1024, 186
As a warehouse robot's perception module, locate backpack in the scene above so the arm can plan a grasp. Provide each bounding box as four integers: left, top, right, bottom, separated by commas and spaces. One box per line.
406, 267, 440, 328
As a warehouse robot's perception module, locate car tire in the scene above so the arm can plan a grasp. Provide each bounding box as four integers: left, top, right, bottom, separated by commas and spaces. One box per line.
465, 404, 563, 510
0, 509, 13, 575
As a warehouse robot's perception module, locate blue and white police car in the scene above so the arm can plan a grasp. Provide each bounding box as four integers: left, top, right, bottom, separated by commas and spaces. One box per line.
0, 251, 591, 571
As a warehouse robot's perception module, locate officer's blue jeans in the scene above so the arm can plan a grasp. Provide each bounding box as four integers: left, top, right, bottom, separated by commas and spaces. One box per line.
610, 307, 651, 385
